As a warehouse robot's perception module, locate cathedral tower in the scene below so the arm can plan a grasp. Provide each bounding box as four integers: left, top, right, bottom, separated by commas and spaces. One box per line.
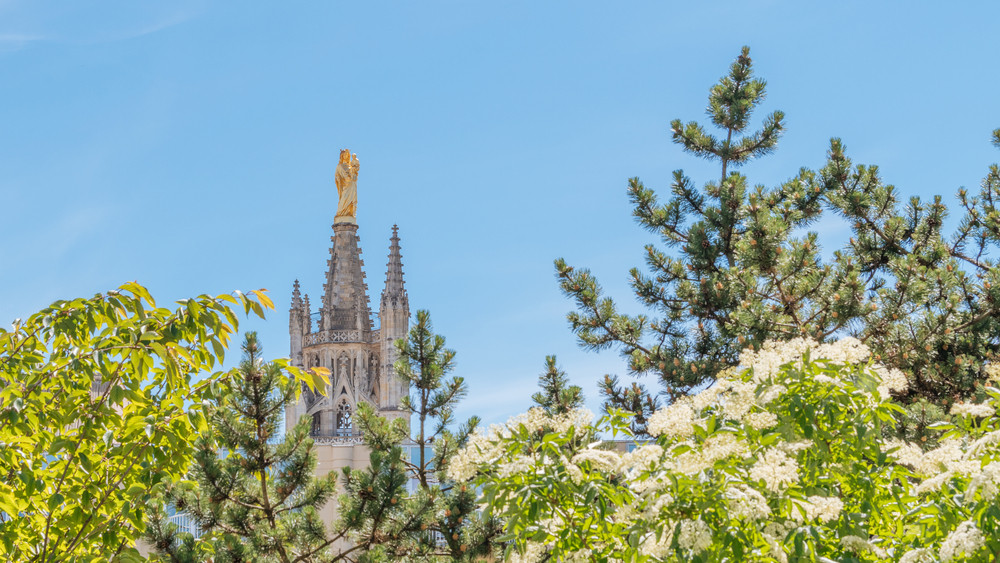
286, 151, 410, 453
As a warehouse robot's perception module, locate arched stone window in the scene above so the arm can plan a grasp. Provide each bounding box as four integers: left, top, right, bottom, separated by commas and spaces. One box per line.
311, 412, 321, 435
336, 400, 353, 436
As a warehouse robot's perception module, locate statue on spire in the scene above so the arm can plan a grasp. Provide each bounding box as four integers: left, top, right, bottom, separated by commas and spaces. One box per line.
334, 149, 360, 223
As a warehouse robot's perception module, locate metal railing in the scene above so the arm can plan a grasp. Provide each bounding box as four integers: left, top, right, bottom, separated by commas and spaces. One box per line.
309, 428, 364, 438
168, 512, 202, 539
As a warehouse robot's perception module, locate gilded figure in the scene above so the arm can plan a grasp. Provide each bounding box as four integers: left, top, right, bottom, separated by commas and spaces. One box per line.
334, 149, 359, 220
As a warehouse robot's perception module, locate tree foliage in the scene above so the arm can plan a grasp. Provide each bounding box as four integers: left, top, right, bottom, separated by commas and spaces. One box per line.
531, 356, 584, 416
457, 339, 1000, 562
0, 283, 288, 562
145, 332, 407, 563
350, 310, 502, 561
556, 46, 1000, 430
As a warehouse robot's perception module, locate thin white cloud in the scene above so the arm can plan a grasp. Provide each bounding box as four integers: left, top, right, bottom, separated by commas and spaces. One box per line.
0, 32, 45, 52
82, 9, 199, 45
0, 4, 202, 51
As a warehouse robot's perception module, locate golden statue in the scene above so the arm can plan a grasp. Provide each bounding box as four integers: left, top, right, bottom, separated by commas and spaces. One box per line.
334, 149, 360, 222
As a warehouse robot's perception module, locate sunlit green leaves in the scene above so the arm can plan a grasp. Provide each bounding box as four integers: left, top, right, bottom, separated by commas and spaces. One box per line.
0, 283, 294, 562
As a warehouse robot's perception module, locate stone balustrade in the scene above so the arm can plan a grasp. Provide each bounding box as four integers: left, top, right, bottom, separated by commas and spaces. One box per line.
304, 328, 381, 345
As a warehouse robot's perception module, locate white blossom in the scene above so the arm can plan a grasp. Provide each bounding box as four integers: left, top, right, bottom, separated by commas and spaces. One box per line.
704, 433, 748, 462
690, 384, 722, 412
898, 548, 935, 563
966, 430, 1000, 457
562, 548, 593, 563
571, 448, 622, 473
642, 492, 674, 519
762, 533, 788, 563
629, 471, 670, 494
749, 449, 799, 492
507, 408, 552, 434
815, 337, 870, 365
508, 541, 548, 563
677, 519, 712, 554
668, 433, 748, 476
551, 408, 595, 433
560, 455, 584, 484
719, 379, 756, 420
647, 400, 697, 439
758, 384, 787, 405
968, 462, 1000, 501
916, 471, 953, 494
938, 521, 985, 562
950, 401, 995, 418
724, 485, 770, 520
874, 366, 908, 396
639, 527, 674, 558
621, 444, 663, 474
883, 438, 924, 468
777, 440, 813, 454
448, 431, 501, 481
812, 374, 839, 386
498, 454, 533, 478
915, 440, 963, 475
791, 495, 843, 523
740, 337, 817, 381
839, 535, 887, 558
743, 411, 778, 430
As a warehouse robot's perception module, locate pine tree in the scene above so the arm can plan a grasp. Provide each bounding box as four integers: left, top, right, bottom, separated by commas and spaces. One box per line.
531, 355, 584, 415
352, 310, 502, 561
556, 46, 1000, 432
145, 332, 418, 562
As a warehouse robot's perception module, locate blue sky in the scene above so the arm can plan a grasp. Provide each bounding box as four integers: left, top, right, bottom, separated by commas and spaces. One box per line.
2, 1, 999, 426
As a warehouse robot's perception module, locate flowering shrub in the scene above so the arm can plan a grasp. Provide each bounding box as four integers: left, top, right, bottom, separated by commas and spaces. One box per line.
451, 338, 1000, 561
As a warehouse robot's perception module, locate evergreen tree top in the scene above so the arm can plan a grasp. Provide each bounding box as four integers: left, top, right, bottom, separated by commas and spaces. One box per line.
556, 46, 1000, 434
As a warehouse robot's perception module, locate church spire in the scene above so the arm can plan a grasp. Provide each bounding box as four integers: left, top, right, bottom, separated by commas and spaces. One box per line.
380, 224, 407, 310
322, 222, 373, 332
379, 224, 409, 413
291, 279, 302, 307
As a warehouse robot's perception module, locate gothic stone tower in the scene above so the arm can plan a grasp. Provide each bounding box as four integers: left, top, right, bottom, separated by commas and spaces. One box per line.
286, 211, 410, 492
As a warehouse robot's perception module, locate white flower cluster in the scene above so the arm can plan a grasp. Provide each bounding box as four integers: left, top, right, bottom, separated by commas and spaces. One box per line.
473, 337, 1000, 562
677, 519, 712, 554
874, 365, 908, 397
740, 338, 821, 381
638, 528, 674, 558
938, 520, 985, 562
950, 401, 995, 418
883, 438, 924, 468
647, 400, 697, 439
791, 495, 843, 523
738, 336, 908, 397
968, 462, 1000, 501
839, 535, 887, 558
744, 411, 778, 430
620, 444, 663, 475
898, 548, 935, 563
724, 484, 770, 520
448, 431, 502, 482
449, 407, 594, 482
749, 448, 799, 492
498, 454, 533, 478
571, 447, 621, 473
508, 541, 548, 563
667, 433, 749, 476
